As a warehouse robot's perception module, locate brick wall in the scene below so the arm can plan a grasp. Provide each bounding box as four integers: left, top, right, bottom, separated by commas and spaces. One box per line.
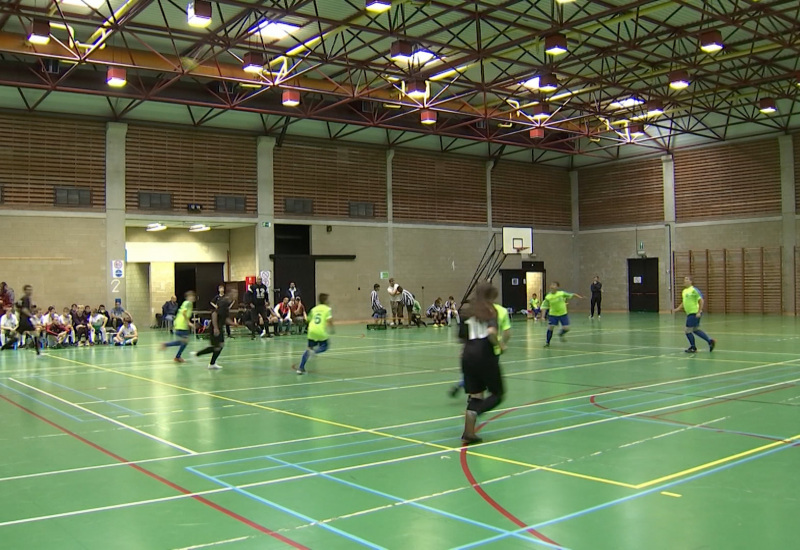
230, 227, 256, 282
126, 263, 151, 326
492, 161, 572, 229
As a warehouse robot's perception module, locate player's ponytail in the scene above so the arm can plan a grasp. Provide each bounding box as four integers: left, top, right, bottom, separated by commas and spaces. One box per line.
471, 283, 497, 322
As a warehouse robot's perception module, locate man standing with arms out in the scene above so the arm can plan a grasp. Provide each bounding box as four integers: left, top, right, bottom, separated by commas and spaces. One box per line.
195, 288, 233, 369
387, 278, 401, 327
250, 278, 269, 336
590, 276, 603, 319
293, 293, 333, 375
162, 291, 196, 362
541, 282, 583, 347
673, 276, 716, 353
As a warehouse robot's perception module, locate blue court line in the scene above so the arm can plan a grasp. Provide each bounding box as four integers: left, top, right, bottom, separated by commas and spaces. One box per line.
32, 376, 144, 417
186, 465, 388, 550
264, 455, 568, 550
0, 382, 86, 422
452, 434, 800, 549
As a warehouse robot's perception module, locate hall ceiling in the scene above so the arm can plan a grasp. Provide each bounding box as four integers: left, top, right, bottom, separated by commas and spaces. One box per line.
0, 0, 798, 164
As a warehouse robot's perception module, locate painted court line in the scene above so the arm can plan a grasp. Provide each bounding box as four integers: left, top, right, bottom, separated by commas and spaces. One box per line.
33, 375, 144, 417
9, 378, 197, 455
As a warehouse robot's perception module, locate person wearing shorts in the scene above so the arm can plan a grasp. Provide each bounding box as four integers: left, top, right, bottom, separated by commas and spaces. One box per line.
195, 288, 233, 369
387, 278, 401, 326
541, 282, 583, 347
162, 290, 196, 362
293, 293, 333, 375
673, 276, 716, 353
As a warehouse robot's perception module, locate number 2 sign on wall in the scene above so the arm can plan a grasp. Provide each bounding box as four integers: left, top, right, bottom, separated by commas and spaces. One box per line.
111, 260, 125, 293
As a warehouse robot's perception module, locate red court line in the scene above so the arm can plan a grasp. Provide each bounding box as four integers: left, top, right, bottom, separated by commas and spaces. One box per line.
0, 394, 308, 550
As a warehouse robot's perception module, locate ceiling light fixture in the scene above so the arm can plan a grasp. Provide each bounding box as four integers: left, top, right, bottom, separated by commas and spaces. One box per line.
189, 224, 211, 233
538, 73, 558, 93
646, 99, 664, 116
699, 30, 723, 53
106, 67, 127, 87
257, 21, 299, 39
187, 0, 212, 28
27, 19, 51, 45
530, 128, 545, 139
628, 123, 645, 139
282, 89, 300, 107
531, 104, 551, 120
521, 76, 540, 89
146, 223, 167, 232
366, 0, 391, 12
609, 97, 644, 109
404, 79, 427, 99
390, 40, 435, 65
555, 0, 576, 3
544, 34, 568, 56
242, 52, 264, 73
58, 0, 105, 9
420, 110, 437, 125
669, 70, 690, 90
758, 97, 777, 114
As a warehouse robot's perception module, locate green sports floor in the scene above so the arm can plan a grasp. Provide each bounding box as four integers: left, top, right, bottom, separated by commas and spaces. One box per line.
0, 314, 797, 550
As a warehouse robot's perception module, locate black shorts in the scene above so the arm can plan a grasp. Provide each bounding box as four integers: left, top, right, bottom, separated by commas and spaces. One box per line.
17, 321, 35, 334
461, 341, 503, 396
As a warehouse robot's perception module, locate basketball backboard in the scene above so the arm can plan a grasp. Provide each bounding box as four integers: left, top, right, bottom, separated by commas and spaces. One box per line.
502, 226, 533, 255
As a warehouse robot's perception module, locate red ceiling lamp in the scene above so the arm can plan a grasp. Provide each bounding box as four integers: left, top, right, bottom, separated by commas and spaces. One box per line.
405, 79, 427, 99
544, 33, 568, 56
187, 0, 212, 28
242, 52, 264, 73
27, 19, 50, 45
106, 67, 127, 87
758, 97, 777, 115
420, 110, 437, 125
699, 29, 723, 53
646, 99, 664, 116
529, 128, 545, 139
282, 89, 300, 107
668, 70, 690, 90
628, 123, 645, 139
538, 73, 558, 93
390, 39, 413, 60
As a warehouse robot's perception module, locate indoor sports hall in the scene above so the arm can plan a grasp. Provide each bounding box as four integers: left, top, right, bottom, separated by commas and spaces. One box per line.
0, 1, 798, 549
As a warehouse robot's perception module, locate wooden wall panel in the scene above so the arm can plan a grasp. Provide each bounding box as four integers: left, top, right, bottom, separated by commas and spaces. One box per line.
795, 134, 800, 212
126, 126, 257, 214
673, 247, 781, 313
273, 141, 386, 219
0, 114, 105, 210
674, 139, 781, 222
578, 159, 663, 229
392, 150, 486, 224
492, 161, 571, 229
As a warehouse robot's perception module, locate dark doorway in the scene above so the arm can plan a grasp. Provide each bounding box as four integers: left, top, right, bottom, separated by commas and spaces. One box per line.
628, 257, 659, 312
273, 256, 316, 309
500, 269, 528, 313
175, 263, 224, 310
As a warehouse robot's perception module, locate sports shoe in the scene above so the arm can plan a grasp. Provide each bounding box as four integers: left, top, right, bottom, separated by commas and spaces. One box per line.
461, 434, 482, 446
684, 347, 697, 353
296, 368, 305, 375
709, 339, 716, 352
173, 357, 185, 363
208, 363, 222, 370
448, 384, 460, 398
543, 342, 550, 348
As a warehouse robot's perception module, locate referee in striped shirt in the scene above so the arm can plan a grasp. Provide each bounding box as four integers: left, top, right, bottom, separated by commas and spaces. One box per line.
397, 286, 415, 321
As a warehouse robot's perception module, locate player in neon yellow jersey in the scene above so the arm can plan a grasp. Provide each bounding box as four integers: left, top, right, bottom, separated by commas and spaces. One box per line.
293, 293, 333, 375
528, 293, 541, 321
541, 282, 583, 347
161, 290, 196, 363
673, 276, 716, 353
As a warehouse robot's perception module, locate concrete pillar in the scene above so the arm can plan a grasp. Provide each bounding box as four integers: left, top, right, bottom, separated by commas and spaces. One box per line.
486, 160, 494, 234
570, 170, 580, 291
256, 136, 276, 282
779, 135, 796, 314
386, 148, 395, 276
662, 154, 676, 310
105, 122, 127, 307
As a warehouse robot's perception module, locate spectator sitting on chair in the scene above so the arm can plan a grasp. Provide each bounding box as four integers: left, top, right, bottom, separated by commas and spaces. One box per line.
371, 284, 387, 324
60, 306, 75, 345
90, 308, 108, 344
411, 296, 426, 327
291, 296, 308, 333
0, 306, 18, 347
45, 309, 69, 348
72, 305, 91, 347
98, 304, 110, 326
114, 317, 138, 346
0, 282, 13, 311
274, 297, 292, 335
110, 299, 126, 331
261, 300, 280, 338
162, 295, 179, 333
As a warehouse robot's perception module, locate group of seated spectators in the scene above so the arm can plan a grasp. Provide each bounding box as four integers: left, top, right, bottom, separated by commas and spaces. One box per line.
0, 297, 139, 350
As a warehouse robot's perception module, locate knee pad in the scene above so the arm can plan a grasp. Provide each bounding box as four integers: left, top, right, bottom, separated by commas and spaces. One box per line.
467, 396, 484, 412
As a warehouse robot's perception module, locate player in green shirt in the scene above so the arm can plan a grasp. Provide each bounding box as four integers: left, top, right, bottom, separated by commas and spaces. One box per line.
161, 290, 196, 363
673, 276, 716, 353
528, 293, 542, 321
294, 293, 333, 375
541, 282, 583, 347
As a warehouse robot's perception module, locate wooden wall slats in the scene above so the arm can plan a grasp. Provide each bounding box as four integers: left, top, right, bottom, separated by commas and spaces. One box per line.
126, 126, 257, 214
675, 140, 781, 222
491, 161, 571, 229
392, 150, 486, 224
273, 142, 387, 220
673, 247, 781, 313
0, 114, 106, 209
794, 134, 800, 212
578, 159, 663, 229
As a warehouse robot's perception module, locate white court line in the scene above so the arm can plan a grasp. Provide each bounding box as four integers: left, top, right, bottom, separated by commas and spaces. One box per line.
3, 375, 798, 530
9, 378, 198, 455
173, 536, 251, 550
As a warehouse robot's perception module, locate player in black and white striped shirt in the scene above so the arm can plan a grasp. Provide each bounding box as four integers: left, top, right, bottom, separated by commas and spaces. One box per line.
427, 298, 445, 327
370, 284, 387, 324
444, 296, 460, 325
397, 286, 414, 322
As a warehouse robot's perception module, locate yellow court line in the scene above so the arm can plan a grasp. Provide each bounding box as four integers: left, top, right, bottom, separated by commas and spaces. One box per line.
660, 491, 682, 498
635, 433, 800, 489
47, 355, 633, 488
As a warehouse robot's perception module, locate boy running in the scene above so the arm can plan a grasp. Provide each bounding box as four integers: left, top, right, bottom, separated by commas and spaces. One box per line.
195, 288, 233, 369
673, 276, 716, 353
541, 282, 583, 347
162, 290, 196, 362
293, 293, 333, 375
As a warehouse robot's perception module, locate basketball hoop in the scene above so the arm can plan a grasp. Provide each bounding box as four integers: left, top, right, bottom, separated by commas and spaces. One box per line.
513, 246, 527, 255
